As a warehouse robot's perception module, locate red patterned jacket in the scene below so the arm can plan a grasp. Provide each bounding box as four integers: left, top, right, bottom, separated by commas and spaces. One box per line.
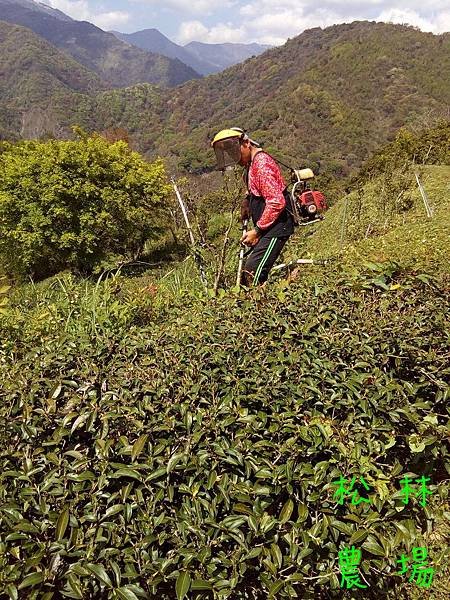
247, 151, 287, 230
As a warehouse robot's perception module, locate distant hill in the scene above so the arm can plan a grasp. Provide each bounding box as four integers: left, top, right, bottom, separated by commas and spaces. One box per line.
111, 29, 270, 75
1, 21, 449, 177
0, 20, 105, 139
0, 20, 104, 97
0, 0, 201, 87
184, 41, 272, 72
111, 28, 217, 76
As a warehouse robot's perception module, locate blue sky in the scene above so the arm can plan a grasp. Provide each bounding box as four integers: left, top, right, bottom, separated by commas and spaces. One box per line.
43, 1, 450, 45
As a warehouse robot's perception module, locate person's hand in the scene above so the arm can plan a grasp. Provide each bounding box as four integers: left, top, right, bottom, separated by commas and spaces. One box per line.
241, 228, 261, 247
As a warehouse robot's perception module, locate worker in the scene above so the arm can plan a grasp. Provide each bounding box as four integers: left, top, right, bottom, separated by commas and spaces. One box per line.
212, 128, 294, 285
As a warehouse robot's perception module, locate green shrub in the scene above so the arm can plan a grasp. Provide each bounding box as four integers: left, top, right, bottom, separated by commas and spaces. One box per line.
0, 274, 10, 315
0, 267, 448, 598
356, 120, 450, 184
0, 133, 171, 280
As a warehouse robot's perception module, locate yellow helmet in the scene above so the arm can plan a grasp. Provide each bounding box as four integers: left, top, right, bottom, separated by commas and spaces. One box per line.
211, 128, 245, 147
211, 127, 247, 170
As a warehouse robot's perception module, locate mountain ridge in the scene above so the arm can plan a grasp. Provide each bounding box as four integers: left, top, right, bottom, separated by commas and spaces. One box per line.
0, 19, 107, 139
110, 28, 217, 76
184, 40, 272, 71
161, 21, 450, 171
0, 0, 201, 87
110, 28, 271, 75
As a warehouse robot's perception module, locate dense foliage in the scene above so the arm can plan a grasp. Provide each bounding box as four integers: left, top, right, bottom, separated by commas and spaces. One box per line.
355, 120, 450, 183
0, 266, 449, 599
0, 274, 10, 315
0, 133, 171, 280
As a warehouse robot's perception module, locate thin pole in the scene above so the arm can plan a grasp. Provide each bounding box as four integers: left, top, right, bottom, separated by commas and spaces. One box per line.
172, 179, 196, 247
236, 219, 248, 286
415, 172, 434, 218
339, 195, 348, 248
172, 179, 208, 288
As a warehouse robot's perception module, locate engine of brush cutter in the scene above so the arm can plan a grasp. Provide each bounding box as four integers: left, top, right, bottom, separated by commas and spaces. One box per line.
290, 168, 328, 225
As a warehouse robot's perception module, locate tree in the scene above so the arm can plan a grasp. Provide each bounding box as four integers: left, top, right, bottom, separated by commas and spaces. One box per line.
0, 133, 171, 280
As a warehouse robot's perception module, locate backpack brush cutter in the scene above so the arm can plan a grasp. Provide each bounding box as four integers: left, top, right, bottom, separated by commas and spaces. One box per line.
290, 168, 328, 226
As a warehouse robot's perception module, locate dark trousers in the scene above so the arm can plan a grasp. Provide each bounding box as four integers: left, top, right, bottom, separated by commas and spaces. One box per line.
242, 236, 288, 285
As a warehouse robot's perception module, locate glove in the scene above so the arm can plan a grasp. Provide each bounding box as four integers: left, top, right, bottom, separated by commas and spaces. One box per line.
240, 196, 250, 222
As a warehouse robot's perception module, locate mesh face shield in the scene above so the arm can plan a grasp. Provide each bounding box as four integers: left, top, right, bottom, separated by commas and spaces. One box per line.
213, 137, 242, 170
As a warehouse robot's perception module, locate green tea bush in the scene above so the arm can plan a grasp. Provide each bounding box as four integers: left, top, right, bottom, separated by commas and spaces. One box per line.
0, 274, 10, 315
0, 266, 448, 599
0, 133, 171, 281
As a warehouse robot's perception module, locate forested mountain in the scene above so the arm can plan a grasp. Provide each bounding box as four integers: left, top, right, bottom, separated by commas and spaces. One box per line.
0, 20, 105, 139
1, 21, 449, 177
0, 20, 104, 98
184, 40, 271, 72
0, 0, 201, 87
111, 29, 270, 75
91, 22, 450, 175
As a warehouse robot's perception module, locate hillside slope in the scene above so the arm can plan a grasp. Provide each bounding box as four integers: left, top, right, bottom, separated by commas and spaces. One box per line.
279, 164, 450, 291
287, 123, 450, 279
0, 20, 105, 139
75, 22, 450, 176
0, 0, 201, 87
0, 20, 104, 99
161, 21, 450, 171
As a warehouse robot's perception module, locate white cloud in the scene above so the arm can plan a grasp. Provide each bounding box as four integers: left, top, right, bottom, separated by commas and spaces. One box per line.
42, 1, 450, 43
378, 7, 450, 33
42, 0, 91, 21
177, 20, 246, 44
435, 11, 450, 32
42, 1, 130, 29
134, 0, 234, 16
177, 20, 209, 44
93, 11, 130, 29
238, 3, 357, 45
237, 1, 449, 44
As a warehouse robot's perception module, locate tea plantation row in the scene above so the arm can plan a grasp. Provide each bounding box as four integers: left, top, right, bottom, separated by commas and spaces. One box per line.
0, 266, 449, 598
